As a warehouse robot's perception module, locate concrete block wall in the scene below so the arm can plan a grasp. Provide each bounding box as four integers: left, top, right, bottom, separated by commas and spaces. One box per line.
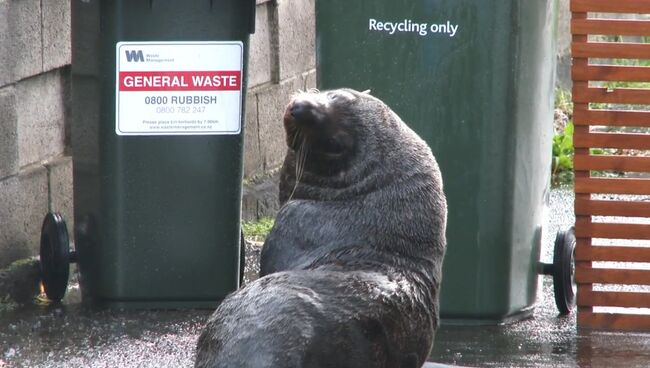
245, 0, 316, 177
0, 0, 315, 266
242, 0, 316, 220
3, 0, 580, 265
0, 0, 72, 269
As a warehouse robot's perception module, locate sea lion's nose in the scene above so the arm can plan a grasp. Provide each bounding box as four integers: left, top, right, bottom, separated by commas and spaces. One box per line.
286, 96, 327, 126
290, 100, 311, 121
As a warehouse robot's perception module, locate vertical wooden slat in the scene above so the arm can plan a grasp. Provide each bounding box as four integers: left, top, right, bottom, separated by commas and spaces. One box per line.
573, 7, 593, 321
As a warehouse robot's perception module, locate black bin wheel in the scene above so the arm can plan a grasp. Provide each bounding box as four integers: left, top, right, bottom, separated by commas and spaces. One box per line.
553, 226, 577, 315
40, 212, 71, 302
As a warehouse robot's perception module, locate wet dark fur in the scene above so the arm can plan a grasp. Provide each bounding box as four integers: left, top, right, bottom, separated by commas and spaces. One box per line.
195, 89, 447, 368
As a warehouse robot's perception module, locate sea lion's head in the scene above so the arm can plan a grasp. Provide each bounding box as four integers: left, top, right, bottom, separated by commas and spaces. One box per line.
283, 89, 360, 162
279, 88, 433, 204
283, 88, 393, 175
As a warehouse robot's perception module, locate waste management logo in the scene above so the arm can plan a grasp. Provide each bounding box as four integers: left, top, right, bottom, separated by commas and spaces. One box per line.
124, 49, 145, 62
115, 41, 243, 136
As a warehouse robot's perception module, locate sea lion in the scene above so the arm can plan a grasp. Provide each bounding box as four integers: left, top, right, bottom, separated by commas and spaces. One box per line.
195, 88, 447, 368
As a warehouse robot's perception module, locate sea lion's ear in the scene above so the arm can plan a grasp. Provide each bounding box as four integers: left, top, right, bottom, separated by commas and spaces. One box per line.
361, 89, 371, 94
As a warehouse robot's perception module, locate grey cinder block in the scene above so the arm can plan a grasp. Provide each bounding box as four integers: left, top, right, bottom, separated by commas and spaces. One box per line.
248, 3, 273, 88
277, 0, 315, 81
0, 0, 42, 86
42, 0, 71, 72
16, 70, 66, 168
243, 93, 262, 178
0, 167, 49, 269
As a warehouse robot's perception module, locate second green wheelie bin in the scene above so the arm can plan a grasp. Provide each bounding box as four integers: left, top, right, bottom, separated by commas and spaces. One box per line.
317, 0, 556, 323
61, 0, 256, 308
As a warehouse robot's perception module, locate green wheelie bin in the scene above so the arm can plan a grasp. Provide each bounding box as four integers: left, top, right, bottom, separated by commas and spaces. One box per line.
39, 0, 256, 308
316, 0, 558, 323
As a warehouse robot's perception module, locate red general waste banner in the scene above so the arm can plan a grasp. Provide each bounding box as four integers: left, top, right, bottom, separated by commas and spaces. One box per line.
119, 71, 241, 91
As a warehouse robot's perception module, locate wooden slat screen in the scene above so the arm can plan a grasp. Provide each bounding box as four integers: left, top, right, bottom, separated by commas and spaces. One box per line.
571, 0, 650, 331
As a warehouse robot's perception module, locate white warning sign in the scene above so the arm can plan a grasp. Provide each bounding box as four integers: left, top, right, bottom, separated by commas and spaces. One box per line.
115, 41, 243, 136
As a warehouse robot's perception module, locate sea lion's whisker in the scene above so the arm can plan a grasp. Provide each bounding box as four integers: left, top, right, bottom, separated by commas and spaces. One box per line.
288, 136, 308, 202
298, 144, 308, 182
296, 143, 308, 180
290, 127, 300, 148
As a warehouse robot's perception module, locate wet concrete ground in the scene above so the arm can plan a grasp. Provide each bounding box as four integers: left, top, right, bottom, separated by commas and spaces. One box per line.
2, 188, 650, 367
431, 187, 650, 367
